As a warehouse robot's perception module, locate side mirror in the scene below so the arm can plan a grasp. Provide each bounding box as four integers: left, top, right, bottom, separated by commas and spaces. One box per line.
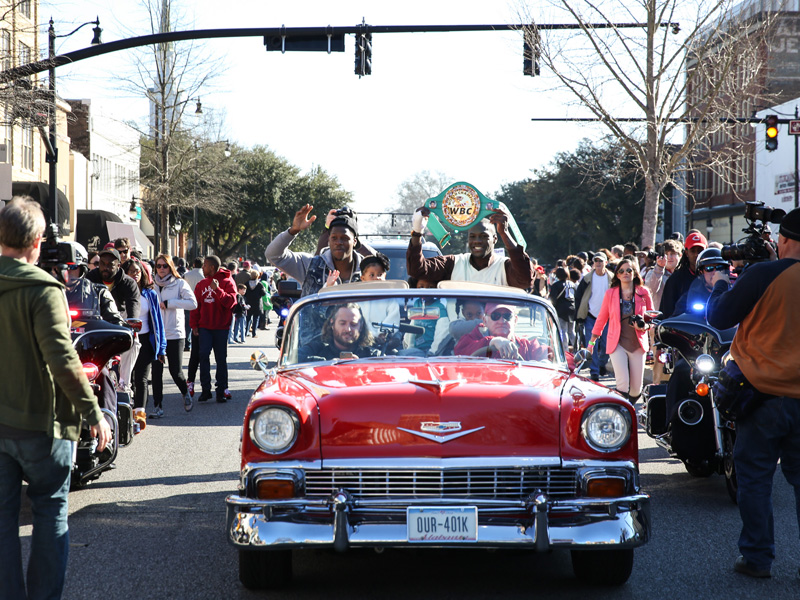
250, 350, 269, 374
571, 348, 590, 373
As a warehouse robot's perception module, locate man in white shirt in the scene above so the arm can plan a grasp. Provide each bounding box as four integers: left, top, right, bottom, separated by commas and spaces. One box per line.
575, 253, 614, 381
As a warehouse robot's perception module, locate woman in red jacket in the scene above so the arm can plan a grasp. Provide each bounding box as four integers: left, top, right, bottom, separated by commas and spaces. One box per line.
588, 257, 653, 403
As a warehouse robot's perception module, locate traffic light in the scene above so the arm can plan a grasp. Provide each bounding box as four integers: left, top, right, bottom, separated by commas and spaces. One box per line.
354, 24, 372, 77
523, 28, 540, 77
765, 114, 779, 151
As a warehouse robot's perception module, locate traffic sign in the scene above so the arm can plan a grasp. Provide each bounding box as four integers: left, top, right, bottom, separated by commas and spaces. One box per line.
789, 120, 800, 135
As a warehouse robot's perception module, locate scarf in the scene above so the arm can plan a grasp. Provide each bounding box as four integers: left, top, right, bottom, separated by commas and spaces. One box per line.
153, 273, 174, 288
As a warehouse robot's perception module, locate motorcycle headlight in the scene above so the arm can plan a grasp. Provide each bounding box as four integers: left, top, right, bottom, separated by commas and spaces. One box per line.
249, 407, 299, 454
695, 353, 716, 374
581, 404, 631, 452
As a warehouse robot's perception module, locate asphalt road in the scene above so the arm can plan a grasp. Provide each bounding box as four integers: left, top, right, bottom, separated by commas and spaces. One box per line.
17, 323, 800, 599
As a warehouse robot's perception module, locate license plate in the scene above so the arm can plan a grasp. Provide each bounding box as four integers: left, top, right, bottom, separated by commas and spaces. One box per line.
407, 507, 478, 542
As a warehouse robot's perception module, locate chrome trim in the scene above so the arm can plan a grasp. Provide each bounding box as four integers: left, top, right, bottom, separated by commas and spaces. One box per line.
561, 459, 638, 470
225, 492, 651, 550
397, 426, 485, 444
320, 457, 563, 469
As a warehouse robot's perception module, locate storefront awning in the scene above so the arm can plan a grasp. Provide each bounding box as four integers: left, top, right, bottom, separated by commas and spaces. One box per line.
76, 209, 123, 253
12, 181, 71, 234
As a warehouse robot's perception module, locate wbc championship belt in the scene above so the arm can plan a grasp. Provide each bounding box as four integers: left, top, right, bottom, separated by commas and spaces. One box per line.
423, 182, 527, 249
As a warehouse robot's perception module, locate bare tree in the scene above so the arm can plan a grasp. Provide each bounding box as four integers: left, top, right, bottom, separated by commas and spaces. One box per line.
114, 0, 225, 253
367, 170, 453, 235
522, 0, 778, 247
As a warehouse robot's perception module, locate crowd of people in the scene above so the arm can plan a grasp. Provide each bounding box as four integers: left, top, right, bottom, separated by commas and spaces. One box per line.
2, 192, 799, 597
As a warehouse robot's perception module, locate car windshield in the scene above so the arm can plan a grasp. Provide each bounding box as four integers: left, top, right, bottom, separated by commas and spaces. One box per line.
280, 291, 565, 368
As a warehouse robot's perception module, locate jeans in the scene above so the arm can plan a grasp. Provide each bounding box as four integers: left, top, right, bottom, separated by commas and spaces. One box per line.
132, 332, 155, 411
199, 328, 229, 394
584, 314, 609, 376
187, 331, 200, 384
734, 396, 800, 571
232, 316, 246, 343
0, 436, 73, 600
183, 310, 192, 350
558, 318, 576, 350
247, 309, 263, 337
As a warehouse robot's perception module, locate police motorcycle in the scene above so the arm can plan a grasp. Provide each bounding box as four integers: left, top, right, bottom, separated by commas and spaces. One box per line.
48, 242, 137, 489
639, 250, 739, 503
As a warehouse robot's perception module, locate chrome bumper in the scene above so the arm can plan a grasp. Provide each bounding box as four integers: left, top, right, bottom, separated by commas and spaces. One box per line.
225, 492, 650, 551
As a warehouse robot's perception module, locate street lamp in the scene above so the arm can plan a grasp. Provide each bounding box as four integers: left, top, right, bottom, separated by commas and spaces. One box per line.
706, 218, 714, 239
194, 98, 202, 114
129, 195, 139, 220
47, 17, 102, 229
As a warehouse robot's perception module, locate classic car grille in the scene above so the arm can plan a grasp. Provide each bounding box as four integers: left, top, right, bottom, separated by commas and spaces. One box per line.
304, 468, 579, 500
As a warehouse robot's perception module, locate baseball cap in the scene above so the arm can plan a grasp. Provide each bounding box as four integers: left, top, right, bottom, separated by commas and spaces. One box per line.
242, 261, 251, 269
684, 232, 708, 250
779, 207, 800, 241
98, 248, 120, 262
330, 214, 361, 249
593, 252, 607, 262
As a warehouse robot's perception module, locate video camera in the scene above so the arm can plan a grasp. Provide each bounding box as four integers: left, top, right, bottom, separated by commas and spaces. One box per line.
720, 201, 785, 263
38, 223, 77, 269
333, 207, 356, 219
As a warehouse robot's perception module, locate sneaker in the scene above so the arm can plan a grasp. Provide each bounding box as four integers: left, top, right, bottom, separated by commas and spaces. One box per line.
184, 393, 193, 412
198, 390, 213, 402
187, 381, 195, 397
222, 388, 232, 400
590, 374, 600, 382
734, 556, 771, 578
148, 406, 164, 419
599, 366, 608, 377
216, 393, 227, 403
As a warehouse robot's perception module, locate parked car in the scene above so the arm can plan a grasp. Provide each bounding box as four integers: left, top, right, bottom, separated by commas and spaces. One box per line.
368, 238, 441, 281
226, 282, 650, 589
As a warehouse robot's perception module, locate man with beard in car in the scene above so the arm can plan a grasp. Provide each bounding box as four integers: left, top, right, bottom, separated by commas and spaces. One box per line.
406, 207, 533, 290
454, 302, 552, 361
299, 303, 377, 362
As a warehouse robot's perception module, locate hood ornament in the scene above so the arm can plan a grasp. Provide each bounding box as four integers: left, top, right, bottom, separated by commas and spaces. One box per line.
398, 424, 485, 444
407, 378, 463, 394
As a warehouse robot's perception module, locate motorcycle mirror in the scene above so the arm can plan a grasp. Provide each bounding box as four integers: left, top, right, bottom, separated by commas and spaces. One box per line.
644, 310, 662, 322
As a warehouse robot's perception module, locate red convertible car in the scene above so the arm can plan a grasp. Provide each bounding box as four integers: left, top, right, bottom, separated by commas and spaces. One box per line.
226, 282, 650, 589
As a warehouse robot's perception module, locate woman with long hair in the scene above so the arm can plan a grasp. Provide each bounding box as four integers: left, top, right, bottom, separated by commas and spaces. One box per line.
151, 254, 197, 417
588, 257, 654, 403
125, 258, 167, 430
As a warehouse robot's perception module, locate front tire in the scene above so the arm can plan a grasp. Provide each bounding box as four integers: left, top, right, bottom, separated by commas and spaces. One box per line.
239, 549, 292, 590
683, 459, 716, 477
571, 548, 633, 585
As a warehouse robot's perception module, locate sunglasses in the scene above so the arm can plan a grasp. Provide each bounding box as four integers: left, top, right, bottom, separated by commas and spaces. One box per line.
89, 260, 100, 266
489, 311, 514, 322
702, 264, 728, 273
617, 268, 634, 274
156, 263, 170, 269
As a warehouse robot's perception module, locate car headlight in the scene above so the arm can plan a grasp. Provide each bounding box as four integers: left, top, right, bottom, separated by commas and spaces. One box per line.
695, 353, 715, 374
249, 407, 299, 454
581, 404, 631, 452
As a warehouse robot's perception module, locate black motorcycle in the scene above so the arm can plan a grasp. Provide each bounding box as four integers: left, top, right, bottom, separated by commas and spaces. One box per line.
69, 312, 135, 489
639, 311, 739, 502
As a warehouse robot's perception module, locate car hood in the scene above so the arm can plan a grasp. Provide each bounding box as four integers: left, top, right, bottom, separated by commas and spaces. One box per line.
284, 361, 568, 460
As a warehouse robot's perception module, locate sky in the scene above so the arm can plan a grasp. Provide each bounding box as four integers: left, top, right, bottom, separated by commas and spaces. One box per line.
44, 0, 611, 214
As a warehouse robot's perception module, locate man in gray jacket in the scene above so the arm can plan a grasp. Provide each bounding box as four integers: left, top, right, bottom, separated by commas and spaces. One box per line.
265, 204, 370, 297
0, 197, 111, 600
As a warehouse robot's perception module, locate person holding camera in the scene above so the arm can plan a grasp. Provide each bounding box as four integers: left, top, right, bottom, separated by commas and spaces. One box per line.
706, 207, 800, 579
587, 257, 654, 403
659, 231, 707, 318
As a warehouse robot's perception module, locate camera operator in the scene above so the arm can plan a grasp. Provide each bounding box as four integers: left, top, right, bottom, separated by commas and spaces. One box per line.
706, 207, 800, 579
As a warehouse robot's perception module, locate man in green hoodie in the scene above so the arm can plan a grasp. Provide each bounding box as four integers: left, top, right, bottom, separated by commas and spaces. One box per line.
0, 196, 111, 600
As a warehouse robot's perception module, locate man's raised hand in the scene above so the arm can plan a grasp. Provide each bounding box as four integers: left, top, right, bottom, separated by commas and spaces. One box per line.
288, 204, 317, 236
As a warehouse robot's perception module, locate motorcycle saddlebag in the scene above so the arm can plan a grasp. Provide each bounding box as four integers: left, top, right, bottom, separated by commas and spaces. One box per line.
117, 392, 134, 447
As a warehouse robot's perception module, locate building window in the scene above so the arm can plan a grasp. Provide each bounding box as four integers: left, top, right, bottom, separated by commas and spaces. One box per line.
1, 30, 10, 72
21, 123, 33, 170
18, 1, 31, 19
18, 41, 30, 67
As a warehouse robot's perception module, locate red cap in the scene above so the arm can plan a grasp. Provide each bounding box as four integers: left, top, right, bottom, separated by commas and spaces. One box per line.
684, 232, 708, 250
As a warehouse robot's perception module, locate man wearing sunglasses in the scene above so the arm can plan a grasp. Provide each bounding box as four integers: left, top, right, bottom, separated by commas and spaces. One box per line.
672, 248, 731, 317
454, 302, 552, 361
